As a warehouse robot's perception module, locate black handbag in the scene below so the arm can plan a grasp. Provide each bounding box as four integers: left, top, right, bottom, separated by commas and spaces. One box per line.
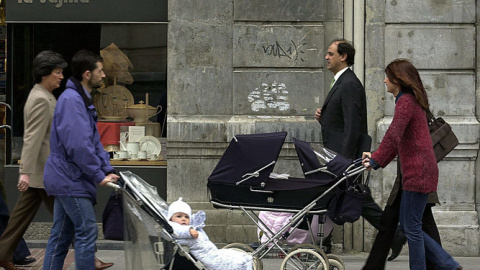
102, 191, 124, 240
426, 111, 459, 162
327, 173, 369, 225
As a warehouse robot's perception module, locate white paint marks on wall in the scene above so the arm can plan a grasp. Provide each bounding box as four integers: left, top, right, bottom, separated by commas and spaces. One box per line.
248, 82, 290, 112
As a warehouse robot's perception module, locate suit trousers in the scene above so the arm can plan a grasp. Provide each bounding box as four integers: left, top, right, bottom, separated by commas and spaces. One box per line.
0, 187, 54, 261
362, 188, 441, 270
361, 190, 383, 230
0, 192, 30, 261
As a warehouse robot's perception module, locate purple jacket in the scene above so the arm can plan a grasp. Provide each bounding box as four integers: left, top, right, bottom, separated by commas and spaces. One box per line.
44, 79, 113, 203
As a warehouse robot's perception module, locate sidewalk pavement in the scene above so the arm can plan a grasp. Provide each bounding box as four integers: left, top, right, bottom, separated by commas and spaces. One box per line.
11, 240, 478, 269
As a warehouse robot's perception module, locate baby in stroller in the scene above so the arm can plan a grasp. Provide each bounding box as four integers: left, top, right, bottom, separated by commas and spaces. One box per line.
167, 198, 254, 270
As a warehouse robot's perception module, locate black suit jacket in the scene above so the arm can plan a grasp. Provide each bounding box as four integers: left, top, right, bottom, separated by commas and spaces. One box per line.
320, 68, 368, 159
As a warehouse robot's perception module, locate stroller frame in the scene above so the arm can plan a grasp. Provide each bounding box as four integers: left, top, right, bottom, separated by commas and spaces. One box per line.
114, 171, 208, 270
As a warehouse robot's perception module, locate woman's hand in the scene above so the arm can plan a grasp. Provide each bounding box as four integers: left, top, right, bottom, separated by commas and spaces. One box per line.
362, 152, 372, 170
18, 174, 30, 192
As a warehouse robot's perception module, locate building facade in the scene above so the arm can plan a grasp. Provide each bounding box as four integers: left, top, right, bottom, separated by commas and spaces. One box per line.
1, 0, 478, 256
168, 0, 480, 255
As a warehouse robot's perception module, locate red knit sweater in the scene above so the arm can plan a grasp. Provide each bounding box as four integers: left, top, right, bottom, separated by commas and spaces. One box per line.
372, 94, 438, 193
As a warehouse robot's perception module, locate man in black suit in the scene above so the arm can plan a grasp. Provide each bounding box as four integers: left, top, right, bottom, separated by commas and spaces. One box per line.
315, 39, 388, 255
316, 39, 367, 156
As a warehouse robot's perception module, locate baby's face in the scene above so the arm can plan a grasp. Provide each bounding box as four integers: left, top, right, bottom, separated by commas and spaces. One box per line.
171, 212, 190, 225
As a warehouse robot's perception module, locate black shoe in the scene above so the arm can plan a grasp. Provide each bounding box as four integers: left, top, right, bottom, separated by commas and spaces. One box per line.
388, 228, 407, 261
13, 257, 36, 266
387, 251, 400, 261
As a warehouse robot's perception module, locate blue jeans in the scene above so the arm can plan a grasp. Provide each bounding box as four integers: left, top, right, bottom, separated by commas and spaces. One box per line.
399, 191, 459, 270
43, 196, 97, 270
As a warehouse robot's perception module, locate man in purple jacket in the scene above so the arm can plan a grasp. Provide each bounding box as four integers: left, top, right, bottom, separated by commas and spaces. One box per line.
42, 50, 119, 270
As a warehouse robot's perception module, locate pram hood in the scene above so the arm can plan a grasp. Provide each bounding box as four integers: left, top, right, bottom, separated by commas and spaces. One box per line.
208, 132, 365, 211
207, 132, 352, 191
208, 131, 287, 187
293, 137, 353, 179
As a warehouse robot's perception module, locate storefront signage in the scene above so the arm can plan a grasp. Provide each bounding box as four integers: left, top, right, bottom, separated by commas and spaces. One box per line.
6, 0, 167, 22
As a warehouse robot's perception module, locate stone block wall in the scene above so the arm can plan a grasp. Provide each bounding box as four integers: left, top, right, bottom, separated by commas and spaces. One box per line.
168, 0, 480, 255
168, 0, 342, 250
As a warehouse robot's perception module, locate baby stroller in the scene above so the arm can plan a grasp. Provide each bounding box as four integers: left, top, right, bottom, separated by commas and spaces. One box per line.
207, 131, 366, 270
109, 171, 209, 270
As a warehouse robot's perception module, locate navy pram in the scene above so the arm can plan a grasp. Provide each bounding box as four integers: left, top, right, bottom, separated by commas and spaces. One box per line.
207, 131, 366, 270
208, 132, 342, 210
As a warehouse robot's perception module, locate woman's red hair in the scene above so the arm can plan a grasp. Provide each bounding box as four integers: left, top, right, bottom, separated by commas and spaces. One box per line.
385, 59, 430, 111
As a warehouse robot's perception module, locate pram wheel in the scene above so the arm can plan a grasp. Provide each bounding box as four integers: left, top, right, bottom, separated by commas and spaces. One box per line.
223, 243, 263, 270
280, 249, 328, 270
326, 254, 345, 269
289, 244, 330, 269
327, 257, 344, 270
252, 256, 263, 270
223, 243, 255, 252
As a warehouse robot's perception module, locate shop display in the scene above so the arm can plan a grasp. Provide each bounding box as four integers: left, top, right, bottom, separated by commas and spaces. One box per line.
94, 43, 135, 121
138, 135, 162, 158
117, 135, 161, 160
94, 84, 134, 121
125, 101, 161, 122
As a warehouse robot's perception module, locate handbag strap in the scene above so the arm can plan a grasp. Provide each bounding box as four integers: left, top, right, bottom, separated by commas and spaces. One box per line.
363, 170, 371, 187
425, 108, 435, 123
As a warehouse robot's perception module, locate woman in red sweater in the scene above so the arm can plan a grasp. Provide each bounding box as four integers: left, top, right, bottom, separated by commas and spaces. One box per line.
362, 59, 461, 270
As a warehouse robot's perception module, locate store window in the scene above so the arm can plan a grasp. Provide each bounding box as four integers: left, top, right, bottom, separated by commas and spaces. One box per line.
6, 23, 167, 162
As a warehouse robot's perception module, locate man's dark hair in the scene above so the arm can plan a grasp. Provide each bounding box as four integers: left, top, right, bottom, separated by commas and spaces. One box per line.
332, 39, 355, 66
32, 50, 67, 84
71, 49, 103, 81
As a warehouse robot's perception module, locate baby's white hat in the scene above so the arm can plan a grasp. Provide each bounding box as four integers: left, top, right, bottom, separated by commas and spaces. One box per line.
167, 197, 191, 221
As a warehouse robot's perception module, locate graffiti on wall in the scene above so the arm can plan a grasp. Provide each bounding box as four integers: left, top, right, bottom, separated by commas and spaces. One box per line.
262, 40, 307, 62
248, 82, 290, 112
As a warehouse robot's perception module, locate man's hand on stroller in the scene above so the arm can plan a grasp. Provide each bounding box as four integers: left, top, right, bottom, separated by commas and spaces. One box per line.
100, 173, 120, 186
362, 152, 373, 171
190, 228, 199, 238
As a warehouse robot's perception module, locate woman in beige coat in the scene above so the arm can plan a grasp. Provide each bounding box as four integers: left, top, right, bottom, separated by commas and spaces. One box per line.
0, 51, 67, 270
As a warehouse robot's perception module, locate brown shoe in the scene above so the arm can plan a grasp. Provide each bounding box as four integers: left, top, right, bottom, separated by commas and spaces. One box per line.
13, 257, 36, 266
0, 261, 23, 270
94, 257, 114, 270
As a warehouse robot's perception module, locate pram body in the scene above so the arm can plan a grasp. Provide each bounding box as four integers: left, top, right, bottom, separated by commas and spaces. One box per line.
208, 132, 343, 211
207, 131, 366, 270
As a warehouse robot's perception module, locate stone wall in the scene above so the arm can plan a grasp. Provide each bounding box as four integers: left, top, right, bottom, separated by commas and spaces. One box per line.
168, 0, 480, 255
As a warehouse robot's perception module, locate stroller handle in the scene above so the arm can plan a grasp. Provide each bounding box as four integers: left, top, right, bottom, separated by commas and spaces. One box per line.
106, 182, 121, 190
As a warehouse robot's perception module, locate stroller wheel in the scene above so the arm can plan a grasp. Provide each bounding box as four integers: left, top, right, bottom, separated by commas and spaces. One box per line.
289, 244, 330, 269
223, 243, 263, 270
223, 243, 255, 252
280, 249, 328, 270
327, 258, 344, 270
252, 256, 263, 270
326, 254, 345, 269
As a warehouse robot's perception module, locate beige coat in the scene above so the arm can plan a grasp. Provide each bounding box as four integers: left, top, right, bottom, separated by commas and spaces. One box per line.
19, 84, 56, 188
